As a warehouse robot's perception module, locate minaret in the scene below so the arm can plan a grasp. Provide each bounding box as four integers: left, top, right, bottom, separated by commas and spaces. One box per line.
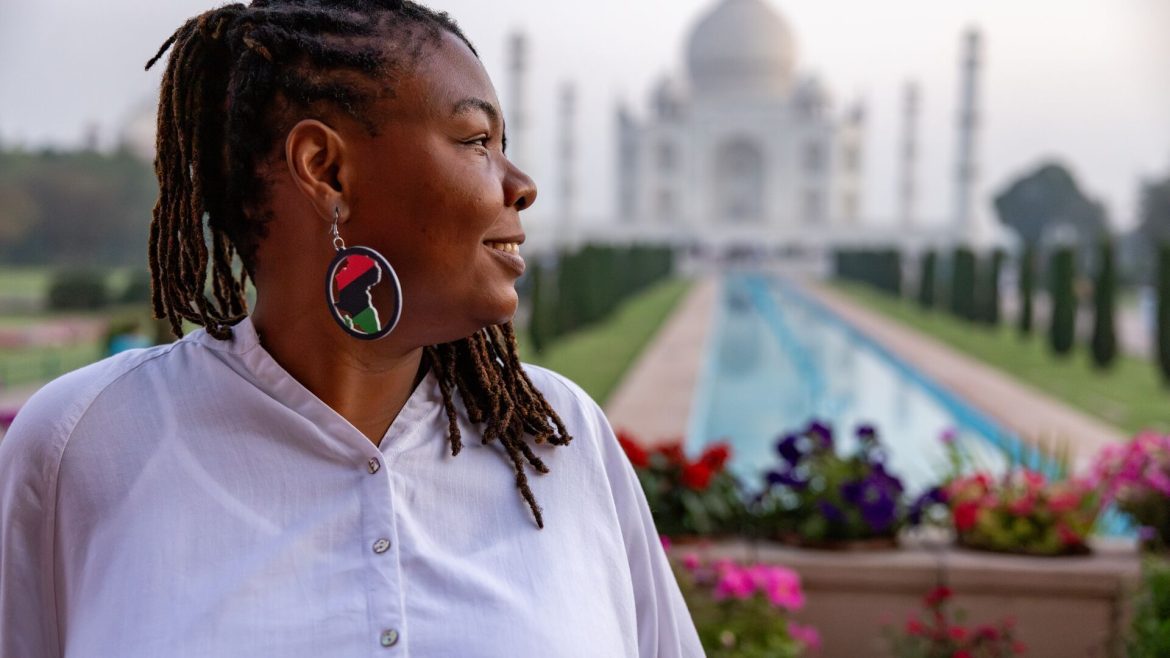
557, 82, 577, 246
898, 82, 920, 228
953, 28, 983, 246
506, 31, 530, 173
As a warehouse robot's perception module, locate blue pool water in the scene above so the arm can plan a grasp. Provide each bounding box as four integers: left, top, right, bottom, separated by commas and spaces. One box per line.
687, 273, 1037, 496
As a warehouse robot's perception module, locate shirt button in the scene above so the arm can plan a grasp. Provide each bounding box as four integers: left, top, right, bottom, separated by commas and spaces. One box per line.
380, 629, 399, 647
368, 458, 381, 474
372, 538, 391, 554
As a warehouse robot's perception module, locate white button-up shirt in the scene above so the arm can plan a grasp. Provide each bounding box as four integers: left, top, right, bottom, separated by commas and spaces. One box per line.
0, 317, 702, 657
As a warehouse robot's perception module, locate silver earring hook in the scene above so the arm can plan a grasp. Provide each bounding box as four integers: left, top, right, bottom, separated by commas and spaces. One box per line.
331, 206, 346, 251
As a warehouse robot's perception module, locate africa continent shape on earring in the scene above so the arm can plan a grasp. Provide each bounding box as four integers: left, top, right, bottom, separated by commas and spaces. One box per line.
325, 207, 402, 340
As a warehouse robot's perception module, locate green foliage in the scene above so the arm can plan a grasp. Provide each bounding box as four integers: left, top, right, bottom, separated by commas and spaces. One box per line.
978, 249, 1005, 326
0, 148, 156, 268
834, 248, 903, 296
1018, 245, 1036, 337
120, 269, 154, 304
1090, 239, 1118, 369
1047, 247, 1077, 357
536, 243, 674, 342
517, 279, 690, 406
1159, 244, 1170, 387
46, 269, 109, 310
949, 247, 977, 322
918, 250, 937, 310
1128, 557, 1170, 658
993, 160, 1108, 250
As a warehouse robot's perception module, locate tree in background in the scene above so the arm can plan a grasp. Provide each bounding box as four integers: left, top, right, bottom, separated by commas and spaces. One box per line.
1018, 245, 1036, 337
1090, 238, 1118, 369
0, 148, 156, 268
1135, 176, 1170, 283
1158, 244, 1170, 387
1048, 247, 1077, 357
950, 247, 977, 322
525, 261, 552, 354
993, 162, 1108, 263
918, 250, 937, 310
977, 249, 1004, 326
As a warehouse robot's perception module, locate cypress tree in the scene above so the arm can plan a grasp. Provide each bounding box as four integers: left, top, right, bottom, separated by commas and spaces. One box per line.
526, 261, 550, 354
1048, 246, 1077, 357
919, 250, 937, 310
1157, 244, 1170, 386
1018, 245, 1036, 337
951, 247, 977, 322
985, 249, 1004, 326
1090, 238, 1118, 369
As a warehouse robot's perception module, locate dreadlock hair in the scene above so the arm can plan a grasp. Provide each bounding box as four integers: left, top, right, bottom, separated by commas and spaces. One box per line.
145, 0, 572, 529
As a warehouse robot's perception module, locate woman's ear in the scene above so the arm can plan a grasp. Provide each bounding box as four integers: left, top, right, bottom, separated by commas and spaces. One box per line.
284, 118, 352, 227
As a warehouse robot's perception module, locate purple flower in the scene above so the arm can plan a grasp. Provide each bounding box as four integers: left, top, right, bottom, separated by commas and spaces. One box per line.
775, 433, 803, 466
856, 424, 878, 446
804, 420, 833, 450
816, 500, 845, 524
841, 474, 901, 532
908, 486, 946, 525
766, 469, 808, 491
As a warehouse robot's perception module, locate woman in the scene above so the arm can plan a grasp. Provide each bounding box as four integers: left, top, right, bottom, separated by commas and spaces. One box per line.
0, 1, 702, 656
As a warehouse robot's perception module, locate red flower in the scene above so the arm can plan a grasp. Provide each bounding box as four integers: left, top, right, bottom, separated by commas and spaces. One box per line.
699, 443, 731, 471
974, 624, 1001, 642
953, 651, 973, 658
949, 626, 969, 642
905, 619, 925, 636
1012, 641, 1028, 654
924, 585, 953, 607
953, 501, 980, 532
681, 462, 713, 490
616, 431, 650, 468
655, 442, 687, 466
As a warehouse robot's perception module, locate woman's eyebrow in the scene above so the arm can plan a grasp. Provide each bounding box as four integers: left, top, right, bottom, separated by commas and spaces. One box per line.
451, 97, 508, 153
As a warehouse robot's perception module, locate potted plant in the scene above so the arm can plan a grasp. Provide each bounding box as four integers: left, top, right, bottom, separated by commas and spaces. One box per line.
617, 431, 746, 541
754, 420, 910, 549
670, 549, 821, 657
1091, 431, 1170, 552
943, 469, 1099, 556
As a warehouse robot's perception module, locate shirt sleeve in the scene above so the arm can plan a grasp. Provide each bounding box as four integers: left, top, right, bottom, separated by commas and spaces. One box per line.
576, 387, 705, 657
0, 385, 68, 658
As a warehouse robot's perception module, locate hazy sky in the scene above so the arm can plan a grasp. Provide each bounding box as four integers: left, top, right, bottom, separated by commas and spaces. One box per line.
1, 0, 1167, 230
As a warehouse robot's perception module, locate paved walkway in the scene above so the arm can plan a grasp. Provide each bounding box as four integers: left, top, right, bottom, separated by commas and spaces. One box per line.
803, 281, 1128, 466
603, 278, 718, 445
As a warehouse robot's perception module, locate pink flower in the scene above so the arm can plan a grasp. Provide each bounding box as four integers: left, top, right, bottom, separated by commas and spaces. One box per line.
659, 535, 671, 552
714, 566, 755, 600
761, 566, 805, 611
682, 553, 701, 571
788, 621, 822, 651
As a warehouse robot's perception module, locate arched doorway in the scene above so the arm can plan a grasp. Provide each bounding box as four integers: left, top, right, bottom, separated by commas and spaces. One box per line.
714, 139, 765, 222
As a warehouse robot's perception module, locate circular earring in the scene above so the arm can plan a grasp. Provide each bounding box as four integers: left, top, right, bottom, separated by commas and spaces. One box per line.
324, 207, 402, 340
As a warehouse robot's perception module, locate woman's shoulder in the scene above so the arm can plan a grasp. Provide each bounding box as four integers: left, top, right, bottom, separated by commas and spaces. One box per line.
0, 339, 191, 461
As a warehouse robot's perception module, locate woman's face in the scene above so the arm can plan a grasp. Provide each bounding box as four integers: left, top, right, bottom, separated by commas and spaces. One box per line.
341, 29, 535, 346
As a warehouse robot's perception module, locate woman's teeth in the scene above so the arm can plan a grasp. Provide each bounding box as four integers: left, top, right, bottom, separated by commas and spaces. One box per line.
487, 242, 519, 255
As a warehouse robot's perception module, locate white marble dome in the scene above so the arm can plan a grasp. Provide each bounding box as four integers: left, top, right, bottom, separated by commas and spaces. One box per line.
686, 0, 797, 98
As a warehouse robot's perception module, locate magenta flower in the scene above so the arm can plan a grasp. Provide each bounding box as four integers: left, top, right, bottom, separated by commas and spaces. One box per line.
788, 621, 822, 651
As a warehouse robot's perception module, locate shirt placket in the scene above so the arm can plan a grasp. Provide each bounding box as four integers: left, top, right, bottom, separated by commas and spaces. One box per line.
361, 450, 408, 656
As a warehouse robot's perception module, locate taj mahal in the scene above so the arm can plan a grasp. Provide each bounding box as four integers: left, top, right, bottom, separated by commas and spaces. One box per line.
515, 0, 995, 257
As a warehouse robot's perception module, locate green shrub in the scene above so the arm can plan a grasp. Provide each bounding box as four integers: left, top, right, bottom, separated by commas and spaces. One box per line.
918, 250, 937, 310
1128, 557, 1170, 658
1158, 244, 1170, 386
120, 270, 153, 304
950, 247, 977, 322
1018, 245, 1036, 337
1090, 239, 1118, 369
1048, 247, 1077, 357
47, 269, 109, 310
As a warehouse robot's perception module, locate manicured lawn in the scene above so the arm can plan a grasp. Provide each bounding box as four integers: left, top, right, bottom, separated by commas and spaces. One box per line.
834, 282, 1169, 435
0, 342, 103, 389
518, 279, 692, 406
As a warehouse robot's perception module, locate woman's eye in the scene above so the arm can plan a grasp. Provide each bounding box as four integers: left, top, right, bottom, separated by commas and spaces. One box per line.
466, 135, 490, 148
